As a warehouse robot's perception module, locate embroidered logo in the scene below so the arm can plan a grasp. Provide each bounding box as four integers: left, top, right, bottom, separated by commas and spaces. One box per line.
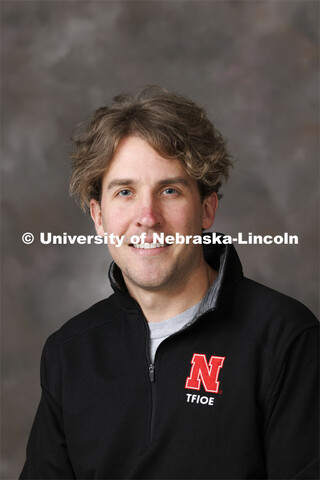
185, 353, 225, 393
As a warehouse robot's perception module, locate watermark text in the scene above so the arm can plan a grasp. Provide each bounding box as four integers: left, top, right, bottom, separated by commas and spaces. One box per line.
21, 232, 299, 246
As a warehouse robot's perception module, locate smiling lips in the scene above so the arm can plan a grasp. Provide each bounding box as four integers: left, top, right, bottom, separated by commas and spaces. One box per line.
132, 242, 167, 249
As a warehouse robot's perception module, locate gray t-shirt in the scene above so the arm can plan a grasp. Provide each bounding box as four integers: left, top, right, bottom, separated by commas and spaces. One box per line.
148, 282, 215, 363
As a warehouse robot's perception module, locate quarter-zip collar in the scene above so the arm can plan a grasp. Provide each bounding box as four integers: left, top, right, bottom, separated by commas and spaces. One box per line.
108, 235, 244, 316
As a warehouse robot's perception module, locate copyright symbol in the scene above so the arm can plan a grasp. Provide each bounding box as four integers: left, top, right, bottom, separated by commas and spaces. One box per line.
22, 232, 34, 244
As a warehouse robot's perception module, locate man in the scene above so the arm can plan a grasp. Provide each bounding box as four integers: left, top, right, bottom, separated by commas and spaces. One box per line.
20, 86, 319, 479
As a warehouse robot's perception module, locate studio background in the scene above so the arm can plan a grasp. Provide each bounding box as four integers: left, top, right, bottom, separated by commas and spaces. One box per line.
1, 1, 319, 478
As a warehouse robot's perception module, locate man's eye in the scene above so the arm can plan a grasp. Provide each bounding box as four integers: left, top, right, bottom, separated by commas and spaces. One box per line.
117, 189, 132, 197
163, 188, 178, 195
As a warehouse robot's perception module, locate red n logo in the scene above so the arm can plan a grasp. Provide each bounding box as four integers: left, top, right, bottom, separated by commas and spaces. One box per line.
185, 353, 225, 393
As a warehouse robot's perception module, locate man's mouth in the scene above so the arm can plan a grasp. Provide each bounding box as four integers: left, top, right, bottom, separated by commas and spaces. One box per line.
131, 242, 167, 249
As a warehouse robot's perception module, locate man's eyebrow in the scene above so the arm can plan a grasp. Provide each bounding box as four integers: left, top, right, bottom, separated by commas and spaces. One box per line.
106, 177, 191, 190
106, 179, 137, 190
157, 177, 191, 187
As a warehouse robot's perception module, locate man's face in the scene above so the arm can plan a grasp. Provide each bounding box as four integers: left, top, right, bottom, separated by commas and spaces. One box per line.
91, 136, 217, 294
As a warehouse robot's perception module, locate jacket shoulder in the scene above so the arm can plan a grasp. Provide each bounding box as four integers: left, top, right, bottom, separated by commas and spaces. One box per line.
43, 294, 121, 358
232, 277, 318, 354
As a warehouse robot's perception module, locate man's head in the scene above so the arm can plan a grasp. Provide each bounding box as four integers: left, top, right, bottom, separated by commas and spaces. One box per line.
69, 86, 233, 295
69, 85, 232, 211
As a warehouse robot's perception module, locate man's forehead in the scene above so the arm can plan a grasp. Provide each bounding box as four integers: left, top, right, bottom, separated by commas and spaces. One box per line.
102, 135, 195, 185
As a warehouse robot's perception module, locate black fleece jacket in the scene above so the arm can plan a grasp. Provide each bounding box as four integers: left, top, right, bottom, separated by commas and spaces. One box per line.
20, 243, 319, 479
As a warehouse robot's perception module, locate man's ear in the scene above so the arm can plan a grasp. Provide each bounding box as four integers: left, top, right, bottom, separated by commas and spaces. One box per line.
202, 192, 218, 230
90, 199, 105, 237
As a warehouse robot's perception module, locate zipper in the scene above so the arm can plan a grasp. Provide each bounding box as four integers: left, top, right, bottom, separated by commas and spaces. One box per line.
147, 363, 156, 445
144, 319, 156, 446
149, 364, 155, 382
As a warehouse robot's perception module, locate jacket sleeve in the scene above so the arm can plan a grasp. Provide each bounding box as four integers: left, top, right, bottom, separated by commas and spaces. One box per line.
20, 345, 76, 479
263, 325, 319, 479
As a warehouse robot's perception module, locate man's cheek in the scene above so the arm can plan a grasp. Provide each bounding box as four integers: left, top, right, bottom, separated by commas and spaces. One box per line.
103, 218, 121, 234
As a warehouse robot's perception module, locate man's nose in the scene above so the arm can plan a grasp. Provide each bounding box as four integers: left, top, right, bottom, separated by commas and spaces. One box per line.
135, 197, 163, 228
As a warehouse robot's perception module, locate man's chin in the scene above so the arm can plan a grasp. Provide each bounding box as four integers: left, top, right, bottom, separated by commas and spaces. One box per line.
123, 270, 175, 292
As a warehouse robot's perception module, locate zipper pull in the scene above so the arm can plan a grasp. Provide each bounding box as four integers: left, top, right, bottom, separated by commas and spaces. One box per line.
149, 364, 155, 382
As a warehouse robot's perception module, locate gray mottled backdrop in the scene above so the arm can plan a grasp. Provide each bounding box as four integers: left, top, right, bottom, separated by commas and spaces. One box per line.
1, 1, 319, 478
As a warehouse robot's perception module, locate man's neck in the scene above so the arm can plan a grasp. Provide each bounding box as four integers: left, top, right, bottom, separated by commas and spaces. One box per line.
124, 259, 217, 323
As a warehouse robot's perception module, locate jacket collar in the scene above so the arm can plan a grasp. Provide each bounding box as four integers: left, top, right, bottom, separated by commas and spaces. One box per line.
108, 236, 243, 314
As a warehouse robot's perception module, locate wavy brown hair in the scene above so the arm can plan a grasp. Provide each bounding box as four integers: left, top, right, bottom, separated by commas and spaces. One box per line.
69, 86, 233, 211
